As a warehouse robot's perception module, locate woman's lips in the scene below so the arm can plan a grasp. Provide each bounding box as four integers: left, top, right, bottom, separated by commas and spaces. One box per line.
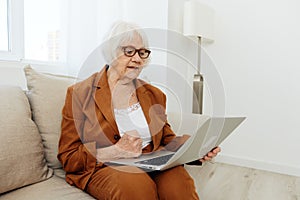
127, 66, 139, 69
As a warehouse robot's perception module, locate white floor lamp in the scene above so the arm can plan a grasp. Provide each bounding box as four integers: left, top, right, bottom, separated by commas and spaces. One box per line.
183, 0, 215, 114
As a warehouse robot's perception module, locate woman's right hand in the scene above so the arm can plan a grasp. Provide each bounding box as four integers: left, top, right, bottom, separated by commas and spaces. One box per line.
115, 130, 143, 158
96, 130, 142, 163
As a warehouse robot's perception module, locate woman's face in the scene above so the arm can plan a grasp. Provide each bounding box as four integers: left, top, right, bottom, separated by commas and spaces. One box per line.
111, 35, 149, 82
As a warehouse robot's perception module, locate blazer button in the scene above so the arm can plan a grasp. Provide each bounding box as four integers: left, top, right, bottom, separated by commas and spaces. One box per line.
114, 135, 120, 140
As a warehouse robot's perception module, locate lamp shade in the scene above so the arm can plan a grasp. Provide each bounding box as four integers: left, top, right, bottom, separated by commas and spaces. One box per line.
183, 0, 215, 41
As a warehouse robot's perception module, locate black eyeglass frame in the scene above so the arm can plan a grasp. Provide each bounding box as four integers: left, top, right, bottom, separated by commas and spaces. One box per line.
121, 46, 151, 59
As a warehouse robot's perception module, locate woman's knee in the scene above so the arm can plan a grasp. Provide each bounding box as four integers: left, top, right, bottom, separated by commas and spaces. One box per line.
114, 171, 158, 199
154, 166, 199, 200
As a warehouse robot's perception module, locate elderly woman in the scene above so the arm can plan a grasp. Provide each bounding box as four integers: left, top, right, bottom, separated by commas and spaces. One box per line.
58, 21, 220, 200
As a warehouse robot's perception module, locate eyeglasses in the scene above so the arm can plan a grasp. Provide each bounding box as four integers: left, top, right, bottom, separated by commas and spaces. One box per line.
121, 46, 151, 59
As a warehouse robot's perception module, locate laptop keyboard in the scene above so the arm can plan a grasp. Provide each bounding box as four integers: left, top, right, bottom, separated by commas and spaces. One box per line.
135, 154, 174, 166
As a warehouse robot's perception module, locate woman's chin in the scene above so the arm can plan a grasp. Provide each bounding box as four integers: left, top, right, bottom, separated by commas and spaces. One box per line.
119, 72, 139, 84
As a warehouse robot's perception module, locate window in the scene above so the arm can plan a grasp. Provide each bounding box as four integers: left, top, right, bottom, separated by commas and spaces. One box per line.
1, 0, 121, 68
0, 0, 8, 51
24, 0, 66, 63
0, 0, 23, 61
0, 0, 65, 62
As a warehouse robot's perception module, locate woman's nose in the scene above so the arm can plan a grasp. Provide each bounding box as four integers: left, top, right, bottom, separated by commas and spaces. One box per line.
131, 52, 142, 63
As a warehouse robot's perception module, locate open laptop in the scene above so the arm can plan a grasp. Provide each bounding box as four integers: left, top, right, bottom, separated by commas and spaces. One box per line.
106, 113, 246, 171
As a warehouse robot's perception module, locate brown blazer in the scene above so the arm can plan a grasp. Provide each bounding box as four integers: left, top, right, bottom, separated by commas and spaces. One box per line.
57, 66, 178, 190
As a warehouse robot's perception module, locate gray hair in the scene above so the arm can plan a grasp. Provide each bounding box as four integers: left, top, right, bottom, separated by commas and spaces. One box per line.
102, 21, 150, 64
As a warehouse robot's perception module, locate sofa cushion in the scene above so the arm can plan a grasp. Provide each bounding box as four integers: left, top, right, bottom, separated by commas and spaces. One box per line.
24, 65, 76, 169
0, 176, 95, 200
0, 86, 53, 194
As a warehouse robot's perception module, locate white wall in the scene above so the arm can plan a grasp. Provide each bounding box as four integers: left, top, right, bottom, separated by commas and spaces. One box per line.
0, 60, 72, 90
166, 0, 196, 113
0, 62, 27, 89
172, 0, 300, 176
162, 0, 300, 176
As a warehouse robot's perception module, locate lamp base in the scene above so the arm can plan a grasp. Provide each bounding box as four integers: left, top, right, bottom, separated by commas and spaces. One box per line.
192, 74, 203, 114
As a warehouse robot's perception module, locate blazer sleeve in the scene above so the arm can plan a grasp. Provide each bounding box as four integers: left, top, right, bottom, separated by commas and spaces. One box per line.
57, 87, 97, 173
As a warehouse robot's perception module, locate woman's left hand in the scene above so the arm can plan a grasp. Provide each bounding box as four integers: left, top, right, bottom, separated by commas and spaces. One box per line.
200, 146, 221, 163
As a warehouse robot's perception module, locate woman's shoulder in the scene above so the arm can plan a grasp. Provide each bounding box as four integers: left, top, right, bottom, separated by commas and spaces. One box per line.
68, 73, 98, 91
65, 70, 105, 102
70, 65, 108, 92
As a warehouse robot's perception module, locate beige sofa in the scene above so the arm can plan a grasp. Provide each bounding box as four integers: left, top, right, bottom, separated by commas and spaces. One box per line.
0, 65, 202, 199
0, 65, 96, 199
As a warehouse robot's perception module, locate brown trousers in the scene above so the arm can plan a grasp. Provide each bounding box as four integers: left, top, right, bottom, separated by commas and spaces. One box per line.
86, 165, 199, 200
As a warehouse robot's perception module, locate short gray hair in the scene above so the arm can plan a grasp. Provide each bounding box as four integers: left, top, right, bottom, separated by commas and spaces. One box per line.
102, 21, 150, 64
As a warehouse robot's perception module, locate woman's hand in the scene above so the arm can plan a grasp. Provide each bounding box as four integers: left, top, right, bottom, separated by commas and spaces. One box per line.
200, 146, 221, 163
115, 131, 143, 158
96, 131, 142, 163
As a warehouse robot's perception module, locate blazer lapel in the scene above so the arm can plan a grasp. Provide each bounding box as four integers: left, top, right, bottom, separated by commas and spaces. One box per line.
93, 68, 119, 134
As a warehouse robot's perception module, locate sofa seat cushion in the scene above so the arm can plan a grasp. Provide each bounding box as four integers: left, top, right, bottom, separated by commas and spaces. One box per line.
53, 168, 66, 179
24, 65, 76, 169
0, 176, 95, 200
0, 86, 53, 194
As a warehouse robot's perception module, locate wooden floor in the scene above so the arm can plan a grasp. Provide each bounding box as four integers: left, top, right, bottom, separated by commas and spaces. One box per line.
185, 162, 300, 200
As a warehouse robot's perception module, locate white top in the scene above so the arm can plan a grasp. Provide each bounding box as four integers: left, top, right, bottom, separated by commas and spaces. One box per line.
114, 102, 152, 148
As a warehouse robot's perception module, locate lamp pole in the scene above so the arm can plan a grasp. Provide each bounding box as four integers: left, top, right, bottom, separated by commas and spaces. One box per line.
192, 36, 203, 114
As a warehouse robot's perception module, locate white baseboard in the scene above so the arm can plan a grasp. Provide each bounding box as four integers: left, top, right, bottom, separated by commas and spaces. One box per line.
215, 153, 300, 177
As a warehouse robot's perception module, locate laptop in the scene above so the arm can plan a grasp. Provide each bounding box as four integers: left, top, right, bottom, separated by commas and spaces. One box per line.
106, 113, 246, 171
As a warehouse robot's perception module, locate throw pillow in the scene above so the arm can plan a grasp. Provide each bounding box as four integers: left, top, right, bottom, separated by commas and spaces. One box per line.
0, 86, 53, 194
24, 65, 76, 169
